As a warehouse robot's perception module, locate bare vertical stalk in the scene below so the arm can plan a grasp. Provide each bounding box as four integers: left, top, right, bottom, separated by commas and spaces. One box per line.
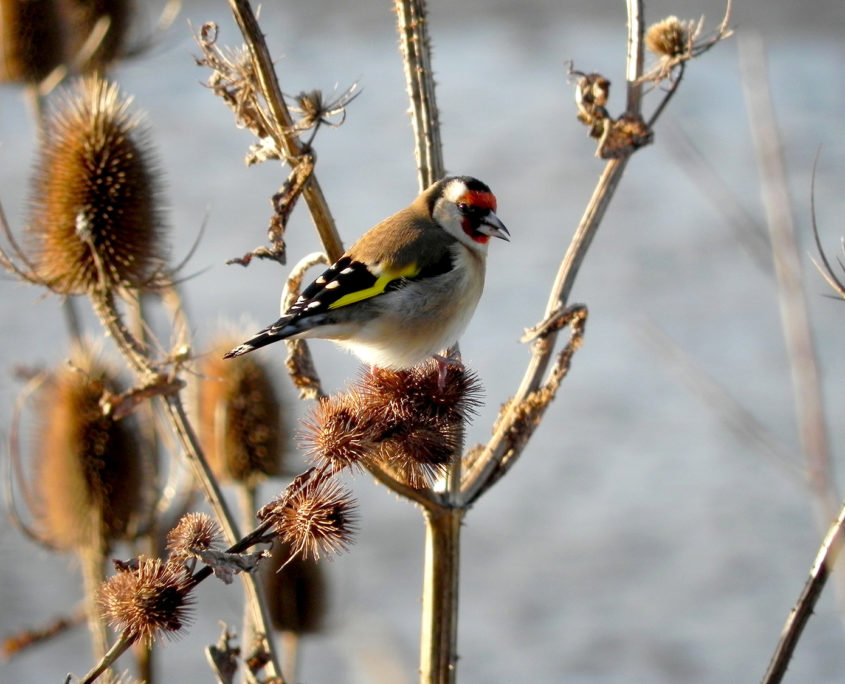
739, 35, 839, 524
419, 507, 463, 684
238, 484, 259, 662
79, 545, 113, 683
394, 2, 460, 681
394, 0, 444, 188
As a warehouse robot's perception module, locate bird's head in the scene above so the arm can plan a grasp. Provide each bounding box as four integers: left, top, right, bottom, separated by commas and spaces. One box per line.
429, 176, 510, 251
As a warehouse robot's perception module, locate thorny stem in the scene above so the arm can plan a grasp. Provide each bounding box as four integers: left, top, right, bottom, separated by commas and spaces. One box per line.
394, 0, 445, 188
761, 499, 845, 684
393, 3, 462, 683
89, 291, 285, 683
226, 0, 343, 261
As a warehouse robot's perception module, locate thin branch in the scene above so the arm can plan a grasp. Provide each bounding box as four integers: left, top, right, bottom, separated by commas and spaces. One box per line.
463, 305, 587, 503
78, 631, 136, 684
761, 498, 845, 684
809, 152, 845, 300
1, 609, 85, 659
0, 197, 43, 285
461, 152, 630, 503
5, 371, 58, 548
739, 34, 839, 526
462, 0, 736, 503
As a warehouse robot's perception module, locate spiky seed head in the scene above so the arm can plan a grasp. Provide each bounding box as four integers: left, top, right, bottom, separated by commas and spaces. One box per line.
56, 0, 133, 74
197, 337, 285, 485
262, 540, 326, 634
100, 556, 194, 644
28, 76, 166, 295
358, 361, 482, 427
0, 0, 65, 84
299, 393, 376, 474
259, 477, 357, 560
645, 16, 690, 58
375, 424, 456, 489
352, 362, 481, 488
166, 512, 221, 564
33, 353, 147, 551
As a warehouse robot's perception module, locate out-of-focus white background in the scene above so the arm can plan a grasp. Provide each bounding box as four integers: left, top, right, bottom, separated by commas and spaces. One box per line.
2, 0, 845, 681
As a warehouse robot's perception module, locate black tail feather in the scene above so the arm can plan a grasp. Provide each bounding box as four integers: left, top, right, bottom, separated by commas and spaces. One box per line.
223, 316, 294, 358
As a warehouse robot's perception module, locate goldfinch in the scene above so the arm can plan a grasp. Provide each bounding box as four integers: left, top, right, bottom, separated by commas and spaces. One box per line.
224, 176, 509, 369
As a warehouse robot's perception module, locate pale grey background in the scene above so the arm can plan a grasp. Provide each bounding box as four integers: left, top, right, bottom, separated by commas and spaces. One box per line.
2, 1, 845, 682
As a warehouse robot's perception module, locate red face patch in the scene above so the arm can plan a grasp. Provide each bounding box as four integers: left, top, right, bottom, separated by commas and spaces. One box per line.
465, 229, 490, 244
461, 190, 497, 212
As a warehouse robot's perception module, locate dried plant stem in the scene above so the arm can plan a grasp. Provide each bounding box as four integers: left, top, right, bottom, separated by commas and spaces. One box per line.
238, 484, 259, 661
462, 161, 626, 504
761, 499, 845, 684
280, 631, 300, 684
79, 631, 136, 684
738, 34, 839, 525
419, 507, 463, 684
226, 0, 343, 261
89, 291, 285, 683
79, 546, 112, 682
63, 297, 84, 347
461, 0, 644, 505
394, 2, 461, 681
394, 0, 444, 187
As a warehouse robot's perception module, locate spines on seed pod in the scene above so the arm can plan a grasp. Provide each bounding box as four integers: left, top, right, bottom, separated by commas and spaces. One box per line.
28, 76, 166, 295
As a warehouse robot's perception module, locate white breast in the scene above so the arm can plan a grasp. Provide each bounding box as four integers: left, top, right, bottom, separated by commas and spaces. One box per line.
336, 245, 485, 369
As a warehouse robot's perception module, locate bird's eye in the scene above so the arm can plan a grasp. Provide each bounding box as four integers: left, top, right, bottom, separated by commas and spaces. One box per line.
456, 202, 469, 214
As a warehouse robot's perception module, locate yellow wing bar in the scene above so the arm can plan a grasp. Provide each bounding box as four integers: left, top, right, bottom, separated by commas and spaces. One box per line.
328, 262, 421, 310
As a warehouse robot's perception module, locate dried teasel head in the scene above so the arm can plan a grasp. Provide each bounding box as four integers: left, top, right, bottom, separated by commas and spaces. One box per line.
375, 423, 457, 489
196, 336, 285, 486
0, 0, 65, 84
262, 540, 327, 635
258, 474, 357, 560
165, 512, 221, 565
28, 76, 166, 295
358, 361, 482, 426
357, 362, 482, 488
100, 556, 194, 644
56, 0, 133, 74
645, 16, 690, 59
32, 351, 148, 551
299, 393, 377, 475
289, 83, 360, 139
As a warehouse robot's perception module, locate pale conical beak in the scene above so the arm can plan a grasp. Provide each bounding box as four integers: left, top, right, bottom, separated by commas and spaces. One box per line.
479, 212, 510, 241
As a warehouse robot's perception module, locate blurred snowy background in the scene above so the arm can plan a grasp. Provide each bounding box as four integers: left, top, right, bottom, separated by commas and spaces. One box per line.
2, 0, 845, 682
